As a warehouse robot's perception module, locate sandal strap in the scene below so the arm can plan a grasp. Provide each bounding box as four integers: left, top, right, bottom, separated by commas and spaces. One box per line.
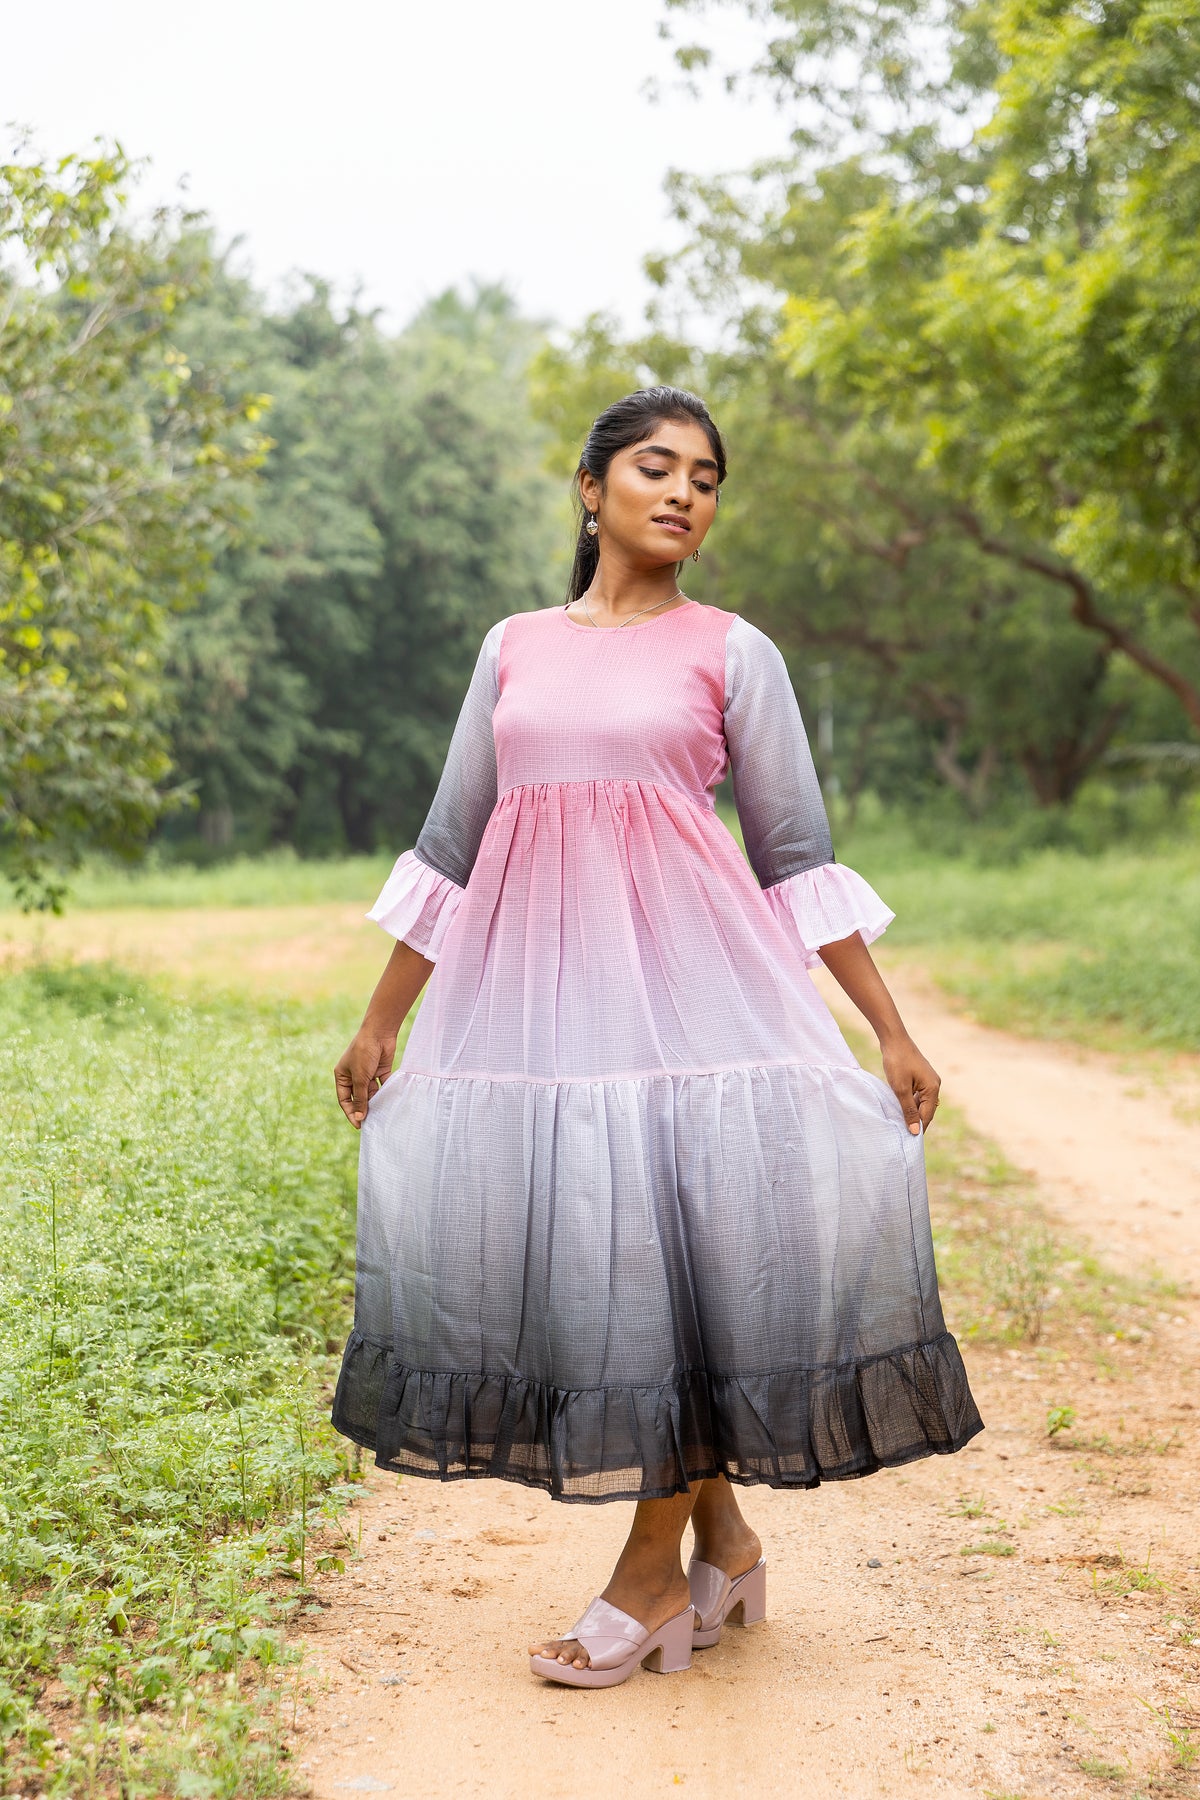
566, 1596, 651, 1671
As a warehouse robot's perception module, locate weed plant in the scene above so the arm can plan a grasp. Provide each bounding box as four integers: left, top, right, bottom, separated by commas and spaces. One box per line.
920, 1107, 1170, 1344
0, 963, 361, 1796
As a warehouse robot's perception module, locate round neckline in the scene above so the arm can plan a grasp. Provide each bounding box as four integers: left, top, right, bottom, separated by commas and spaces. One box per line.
560, 598, 698, 634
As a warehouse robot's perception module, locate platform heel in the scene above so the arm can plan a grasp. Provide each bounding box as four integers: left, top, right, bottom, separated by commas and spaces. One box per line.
687, 1555, 768, 1649
725, 1557, 767, 1627
641, 1604, 697, 1673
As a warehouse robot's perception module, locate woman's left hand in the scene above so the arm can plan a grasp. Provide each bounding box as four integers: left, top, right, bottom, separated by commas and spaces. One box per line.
880, 1033, 941, 1135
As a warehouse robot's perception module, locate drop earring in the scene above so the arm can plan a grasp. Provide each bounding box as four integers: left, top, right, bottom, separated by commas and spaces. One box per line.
585, 514, 599, 537
691, 547, 701, 563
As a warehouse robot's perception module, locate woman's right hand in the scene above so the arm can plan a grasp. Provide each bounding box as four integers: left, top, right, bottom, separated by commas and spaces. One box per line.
334, 1025, 398, 1129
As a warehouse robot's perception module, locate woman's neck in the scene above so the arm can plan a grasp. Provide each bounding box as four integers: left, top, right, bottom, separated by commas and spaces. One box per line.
580, 559, 684, 623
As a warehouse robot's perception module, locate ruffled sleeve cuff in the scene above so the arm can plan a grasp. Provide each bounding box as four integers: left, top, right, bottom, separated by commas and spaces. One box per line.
366, 848, 465, 961
761, 862, 895, 968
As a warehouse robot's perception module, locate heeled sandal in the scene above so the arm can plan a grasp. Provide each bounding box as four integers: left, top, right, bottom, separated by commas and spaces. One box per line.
686, 1555, 767, 1649
528, 1596, 695, 1688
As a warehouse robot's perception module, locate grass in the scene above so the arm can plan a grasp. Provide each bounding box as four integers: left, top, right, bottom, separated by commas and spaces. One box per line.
834, 812, 1200, 1054
903, 1098, 1171, 1347
0, 848, 397, 913
0, 960, 363, 1797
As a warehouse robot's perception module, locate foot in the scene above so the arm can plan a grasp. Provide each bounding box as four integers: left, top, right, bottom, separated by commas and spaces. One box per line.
528, 1564, 692, 1672
689, 1517, 762, 1585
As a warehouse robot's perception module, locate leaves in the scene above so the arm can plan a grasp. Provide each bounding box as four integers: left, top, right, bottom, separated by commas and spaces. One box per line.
0, 142, 269, 908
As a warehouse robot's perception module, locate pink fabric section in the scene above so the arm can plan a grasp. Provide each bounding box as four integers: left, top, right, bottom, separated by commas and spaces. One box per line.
762, 863, 895, 967
367, 848, 464, 961
494, 602, 732, 809
403, 778, 864, 1081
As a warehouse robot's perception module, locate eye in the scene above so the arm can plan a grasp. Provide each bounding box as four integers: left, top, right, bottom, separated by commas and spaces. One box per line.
636, 465, 669, 479
695, 480, 715, 494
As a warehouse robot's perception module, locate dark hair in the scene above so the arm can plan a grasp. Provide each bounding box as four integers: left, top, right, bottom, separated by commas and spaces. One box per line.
565, 385, 728, 603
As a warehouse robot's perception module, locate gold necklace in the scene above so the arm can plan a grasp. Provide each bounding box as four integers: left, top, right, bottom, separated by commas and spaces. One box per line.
576, 587, 686, 630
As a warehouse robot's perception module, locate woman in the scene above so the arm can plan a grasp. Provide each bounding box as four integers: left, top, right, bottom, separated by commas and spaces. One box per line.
331, 386, 983, 1690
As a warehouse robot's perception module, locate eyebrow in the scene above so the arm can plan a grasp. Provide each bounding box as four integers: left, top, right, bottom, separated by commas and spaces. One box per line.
638, 442, 720, 474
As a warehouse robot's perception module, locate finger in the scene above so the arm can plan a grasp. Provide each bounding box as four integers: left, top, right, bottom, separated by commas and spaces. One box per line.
918, 1084, 940, 1129
334, 1063, 361, 1128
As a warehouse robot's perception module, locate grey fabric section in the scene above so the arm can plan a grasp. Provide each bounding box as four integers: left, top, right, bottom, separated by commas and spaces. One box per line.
332, 1061, 982, 1501
412, 617, 506, 888
724, 614, 834, 889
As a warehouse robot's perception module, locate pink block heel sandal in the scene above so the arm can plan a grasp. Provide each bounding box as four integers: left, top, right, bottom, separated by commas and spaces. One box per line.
686, 1555, 768, 1649
529, 1596, 695, 1688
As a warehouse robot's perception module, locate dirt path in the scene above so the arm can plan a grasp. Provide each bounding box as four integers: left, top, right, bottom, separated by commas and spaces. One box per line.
288, 965, 1200, 1800
815, 960, 1200, 1286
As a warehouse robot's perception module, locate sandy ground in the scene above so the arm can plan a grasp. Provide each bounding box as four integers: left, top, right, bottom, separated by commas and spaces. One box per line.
823, 963, 1200, 1291
285, 960, 1200, 1800
0, 902, 391, 1001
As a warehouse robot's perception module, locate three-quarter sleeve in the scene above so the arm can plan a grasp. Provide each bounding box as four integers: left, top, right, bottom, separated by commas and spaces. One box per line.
367, 617, 505, 959
722, 615, 894, 966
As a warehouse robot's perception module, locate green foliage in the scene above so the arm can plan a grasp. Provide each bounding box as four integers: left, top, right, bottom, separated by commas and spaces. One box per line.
1046, 1405, 1076, 1439
0, 967, 360, 1794
642, 0, 1200, 811
166, 278, 564, 859
0, 141, 269, 910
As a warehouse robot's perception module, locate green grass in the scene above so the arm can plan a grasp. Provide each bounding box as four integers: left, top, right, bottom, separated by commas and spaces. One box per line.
837, 814, 1200, 1053
0, 848, 397, 913
0, 962, 363, 1797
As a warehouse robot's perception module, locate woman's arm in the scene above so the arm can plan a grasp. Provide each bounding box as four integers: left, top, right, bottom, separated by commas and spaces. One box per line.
337, 618, 508, 1128
817, 932, 941, 1134
334, 941, 434, 1129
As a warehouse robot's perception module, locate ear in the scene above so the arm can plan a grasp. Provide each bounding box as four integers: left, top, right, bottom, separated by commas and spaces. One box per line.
578, 468, 602, 516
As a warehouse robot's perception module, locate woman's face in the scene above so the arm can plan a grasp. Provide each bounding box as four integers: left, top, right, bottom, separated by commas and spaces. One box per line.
579, 417, 721, 570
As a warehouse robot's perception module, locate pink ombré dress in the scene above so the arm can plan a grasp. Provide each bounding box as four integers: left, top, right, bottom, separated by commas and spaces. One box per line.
331, 600, 982, 1500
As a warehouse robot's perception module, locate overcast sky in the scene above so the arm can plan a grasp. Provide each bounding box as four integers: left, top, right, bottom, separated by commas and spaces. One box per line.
2, 1, 786, 334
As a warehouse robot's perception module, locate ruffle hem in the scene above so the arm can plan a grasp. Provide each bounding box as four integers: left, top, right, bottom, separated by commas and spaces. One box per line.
331, 1329, 983, 1504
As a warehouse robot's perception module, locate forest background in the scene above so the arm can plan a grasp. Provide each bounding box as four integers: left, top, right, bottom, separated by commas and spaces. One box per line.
5, 0, 1200, 910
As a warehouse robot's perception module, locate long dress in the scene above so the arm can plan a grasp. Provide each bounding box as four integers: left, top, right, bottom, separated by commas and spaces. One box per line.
331, 599, 983, 1502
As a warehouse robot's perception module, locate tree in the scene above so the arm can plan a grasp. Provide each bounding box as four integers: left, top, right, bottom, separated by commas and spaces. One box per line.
663, 0, 1200, 740
165, 279, 563, 856
0, 142, 267, 907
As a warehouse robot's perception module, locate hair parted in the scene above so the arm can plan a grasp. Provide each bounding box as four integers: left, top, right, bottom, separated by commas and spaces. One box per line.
565, 385, 728, 604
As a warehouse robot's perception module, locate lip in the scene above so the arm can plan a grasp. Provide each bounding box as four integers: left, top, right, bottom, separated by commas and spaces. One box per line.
651, 515, 691, 535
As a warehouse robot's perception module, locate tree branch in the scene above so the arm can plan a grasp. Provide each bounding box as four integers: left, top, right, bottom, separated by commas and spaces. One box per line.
951, 508, 1200, 731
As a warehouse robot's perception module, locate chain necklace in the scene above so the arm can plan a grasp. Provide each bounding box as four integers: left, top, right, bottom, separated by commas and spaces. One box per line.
572, 587, 687, 630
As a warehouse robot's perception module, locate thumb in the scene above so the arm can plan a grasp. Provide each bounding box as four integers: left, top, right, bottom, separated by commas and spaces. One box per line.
897, 1079, 921, 1135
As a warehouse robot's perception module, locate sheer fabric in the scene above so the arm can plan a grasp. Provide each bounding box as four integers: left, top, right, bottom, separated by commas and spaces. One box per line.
332, 601, 982, 1500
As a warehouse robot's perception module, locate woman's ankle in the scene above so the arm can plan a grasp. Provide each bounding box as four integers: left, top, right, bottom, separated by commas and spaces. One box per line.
690, 1514, 762, 1571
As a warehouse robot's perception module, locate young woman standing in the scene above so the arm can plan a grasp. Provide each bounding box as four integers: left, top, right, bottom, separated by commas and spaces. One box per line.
332, 387, 982, 1689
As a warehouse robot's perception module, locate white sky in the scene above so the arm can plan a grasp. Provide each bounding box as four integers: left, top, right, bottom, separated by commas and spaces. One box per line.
2, 1, 787, 334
